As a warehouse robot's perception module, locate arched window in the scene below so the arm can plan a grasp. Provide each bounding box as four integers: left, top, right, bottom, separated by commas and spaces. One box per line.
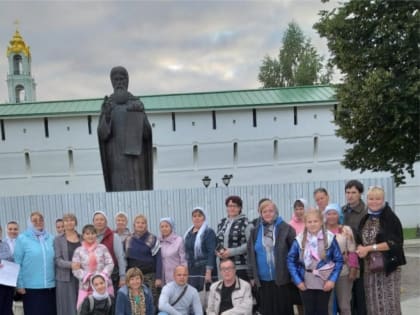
13, 55, 23, 74
15, 85, 25, 103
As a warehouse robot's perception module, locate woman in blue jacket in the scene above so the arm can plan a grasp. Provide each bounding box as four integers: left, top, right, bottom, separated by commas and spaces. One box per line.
287, 209, 343, 315
184, 207, 217, 292
14, 211, 56, 315
115, 267, 154, 315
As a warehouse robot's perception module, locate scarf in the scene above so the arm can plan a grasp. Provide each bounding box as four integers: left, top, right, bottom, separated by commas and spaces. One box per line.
184, 222, 208, 258
259, 216, 282, 271
131, 231, 160, 256
368, 207, 384, 217
303, 230, 324, 268
261, 222, 275, 269
129, 287, 146, 315
82, 240, 98, 272
183, 207, 209, 258
27, 218, 47, 242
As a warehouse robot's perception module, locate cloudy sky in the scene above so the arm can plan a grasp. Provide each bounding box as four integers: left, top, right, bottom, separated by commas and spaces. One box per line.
0, 0, 339, 102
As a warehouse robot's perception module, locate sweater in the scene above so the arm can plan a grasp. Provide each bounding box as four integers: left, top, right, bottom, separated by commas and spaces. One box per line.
125, 231, 162, 279
158, 281, 203, 315
216, 214, 251, 270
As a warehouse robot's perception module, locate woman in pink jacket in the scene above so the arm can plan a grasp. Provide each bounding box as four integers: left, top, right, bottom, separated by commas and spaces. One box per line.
158, 217, 187, 284
72, 224, 115, 308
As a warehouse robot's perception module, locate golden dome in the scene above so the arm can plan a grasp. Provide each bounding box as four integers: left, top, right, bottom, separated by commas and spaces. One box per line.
7, 29, 31, 57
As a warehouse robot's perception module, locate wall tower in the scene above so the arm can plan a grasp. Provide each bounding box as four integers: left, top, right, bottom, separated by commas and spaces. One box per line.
6, 27, 36, 103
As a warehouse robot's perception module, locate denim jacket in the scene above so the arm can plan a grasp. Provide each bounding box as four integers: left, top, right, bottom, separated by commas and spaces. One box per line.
287, 230, 343, 286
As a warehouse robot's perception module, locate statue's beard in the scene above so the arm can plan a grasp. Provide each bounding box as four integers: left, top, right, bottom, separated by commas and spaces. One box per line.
113, 89, 129, 104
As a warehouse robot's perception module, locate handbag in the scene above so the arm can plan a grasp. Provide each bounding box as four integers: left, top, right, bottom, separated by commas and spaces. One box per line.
312, 261, 335, 281
368, 251, 384, 272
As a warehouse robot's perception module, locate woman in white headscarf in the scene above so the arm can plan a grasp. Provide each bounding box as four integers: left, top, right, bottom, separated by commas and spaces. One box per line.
14, 211, 56, 315
184, 207, 217, 291
159, 217, 187, 285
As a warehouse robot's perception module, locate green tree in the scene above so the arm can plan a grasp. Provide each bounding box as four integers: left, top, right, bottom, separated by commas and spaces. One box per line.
258, 21, 329, 87
315, 0, 420, 185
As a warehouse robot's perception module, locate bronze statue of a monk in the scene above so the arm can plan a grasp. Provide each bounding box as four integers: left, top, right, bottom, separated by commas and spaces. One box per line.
98, 66, 153, 191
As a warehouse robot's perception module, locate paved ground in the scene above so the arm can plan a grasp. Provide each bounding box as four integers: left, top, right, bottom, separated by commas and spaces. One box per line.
400, 239, 420, 314
401, 243, 420, 301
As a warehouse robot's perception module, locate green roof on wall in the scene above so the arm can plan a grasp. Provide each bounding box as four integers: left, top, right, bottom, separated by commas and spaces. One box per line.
0, 85, 336, 118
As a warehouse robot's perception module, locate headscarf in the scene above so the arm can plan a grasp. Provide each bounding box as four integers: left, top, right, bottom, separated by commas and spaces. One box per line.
293, 198, 308, 210
27, 216, 47, 241
92, 211, 108, 223
184, 207, 208, 258
323, 203, 344, 224
90, 273, 110, 301
159, 217, 175, 232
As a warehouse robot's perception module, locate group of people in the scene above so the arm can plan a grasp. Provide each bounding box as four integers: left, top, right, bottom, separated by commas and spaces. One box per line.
0, 179, 406, 315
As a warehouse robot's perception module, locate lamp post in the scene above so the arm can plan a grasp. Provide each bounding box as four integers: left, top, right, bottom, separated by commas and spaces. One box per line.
202, 176, 211, 188
222, 174, 233, 187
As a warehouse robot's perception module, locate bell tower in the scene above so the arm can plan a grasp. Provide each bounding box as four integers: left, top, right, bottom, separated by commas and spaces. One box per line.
6, 23, 36, 103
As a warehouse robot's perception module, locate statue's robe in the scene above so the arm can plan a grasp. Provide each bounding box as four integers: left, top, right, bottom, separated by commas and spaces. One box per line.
98, 93, 153, 191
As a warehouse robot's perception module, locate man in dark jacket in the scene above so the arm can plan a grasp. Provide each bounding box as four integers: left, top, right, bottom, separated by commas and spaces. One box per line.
342, 180, 367, 315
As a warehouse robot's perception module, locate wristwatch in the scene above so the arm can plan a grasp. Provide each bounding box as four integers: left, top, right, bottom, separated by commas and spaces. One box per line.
372, 244, 377, 251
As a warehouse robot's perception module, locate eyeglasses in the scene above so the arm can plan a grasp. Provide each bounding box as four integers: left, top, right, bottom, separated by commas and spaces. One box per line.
220, 267, 235, 272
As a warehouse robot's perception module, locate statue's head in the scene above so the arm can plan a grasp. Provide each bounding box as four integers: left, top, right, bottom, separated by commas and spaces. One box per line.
110, 66, 129, 92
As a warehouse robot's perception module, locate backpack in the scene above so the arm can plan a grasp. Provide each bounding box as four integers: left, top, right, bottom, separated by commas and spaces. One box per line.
77, 295, 112, 315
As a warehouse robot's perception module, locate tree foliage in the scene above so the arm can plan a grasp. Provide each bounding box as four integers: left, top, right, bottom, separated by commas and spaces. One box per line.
315, 0, 420, 185
258, 22, 330, 87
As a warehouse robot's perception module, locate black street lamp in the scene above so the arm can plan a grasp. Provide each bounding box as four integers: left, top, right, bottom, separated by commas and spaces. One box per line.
222, 174, 233, 187
202, 176, 211, 188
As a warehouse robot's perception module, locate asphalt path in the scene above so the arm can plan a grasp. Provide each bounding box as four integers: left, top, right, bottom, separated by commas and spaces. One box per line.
401, 244, 420, 301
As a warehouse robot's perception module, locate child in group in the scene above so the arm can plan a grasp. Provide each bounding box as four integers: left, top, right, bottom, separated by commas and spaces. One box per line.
289, 198, 308, 234
288, 198, 308, 315
73, 224, 114, 309
287, 209, 344, 315
79, 274, 115, 315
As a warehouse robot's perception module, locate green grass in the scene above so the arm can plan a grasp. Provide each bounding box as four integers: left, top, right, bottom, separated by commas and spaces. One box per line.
403, 227, 419, 240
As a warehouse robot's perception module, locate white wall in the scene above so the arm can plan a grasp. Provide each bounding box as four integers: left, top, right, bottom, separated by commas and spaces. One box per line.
0, 104, 418, 226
